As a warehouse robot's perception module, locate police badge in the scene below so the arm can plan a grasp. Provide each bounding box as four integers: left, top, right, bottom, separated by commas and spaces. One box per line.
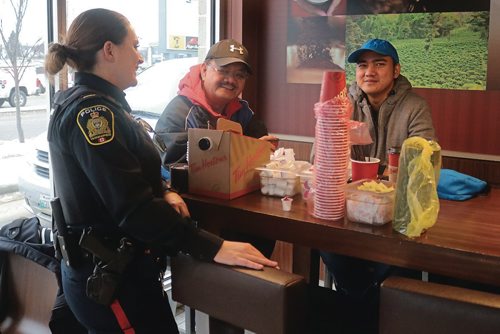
77, 104, 115, 145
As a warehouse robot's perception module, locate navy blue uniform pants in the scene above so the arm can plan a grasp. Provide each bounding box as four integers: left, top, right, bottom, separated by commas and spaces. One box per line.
62, 254, 177, 333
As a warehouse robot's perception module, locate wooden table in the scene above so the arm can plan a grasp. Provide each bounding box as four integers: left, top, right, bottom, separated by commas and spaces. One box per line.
183, 188, 500, 287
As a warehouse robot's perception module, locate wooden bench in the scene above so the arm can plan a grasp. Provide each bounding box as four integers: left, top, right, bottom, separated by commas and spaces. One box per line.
0, 253, 58, 334
171, 254, 307, 334
380, 276, 500, 334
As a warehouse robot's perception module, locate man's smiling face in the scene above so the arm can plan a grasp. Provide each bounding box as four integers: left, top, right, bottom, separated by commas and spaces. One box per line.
201, 61, 248, 110
355, 51, 400, 100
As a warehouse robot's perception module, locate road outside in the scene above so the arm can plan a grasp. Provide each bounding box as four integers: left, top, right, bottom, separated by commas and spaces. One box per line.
0, 93, 47, 110
0, 94, 49, 140
0, 93, 48, 227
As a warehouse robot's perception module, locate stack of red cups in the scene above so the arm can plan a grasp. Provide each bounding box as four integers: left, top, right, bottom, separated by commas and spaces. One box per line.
311, 71, 351, 220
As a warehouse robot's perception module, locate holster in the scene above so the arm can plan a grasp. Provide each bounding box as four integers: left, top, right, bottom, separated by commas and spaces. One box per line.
51, 198, 83, 268
57, 233, 84, 268
79, 228, 136, 305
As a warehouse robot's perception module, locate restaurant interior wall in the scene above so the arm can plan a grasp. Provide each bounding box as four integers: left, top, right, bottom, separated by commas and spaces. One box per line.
223, 0, 500, 185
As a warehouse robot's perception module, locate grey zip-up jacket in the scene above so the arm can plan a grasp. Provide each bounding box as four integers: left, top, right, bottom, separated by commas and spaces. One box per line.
349, 75, 435, 166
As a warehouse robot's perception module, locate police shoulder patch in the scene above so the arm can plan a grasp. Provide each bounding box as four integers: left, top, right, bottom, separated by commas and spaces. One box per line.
76, 104, 115, 145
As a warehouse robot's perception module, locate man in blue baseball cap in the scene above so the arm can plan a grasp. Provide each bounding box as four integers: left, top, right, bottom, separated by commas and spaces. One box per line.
347, 38, 434, 165
319, 38, 436, 327
347, 38, 400, 64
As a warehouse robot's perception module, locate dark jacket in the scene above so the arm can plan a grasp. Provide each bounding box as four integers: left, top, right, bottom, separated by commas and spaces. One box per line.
155, 64, 268, 165
349, 75, 435, 166
47, 72, 222, 260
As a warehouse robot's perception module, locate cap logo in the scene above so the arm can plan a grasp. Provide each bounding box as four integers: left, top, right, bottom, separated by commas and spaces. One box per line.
229, 44, 244, 55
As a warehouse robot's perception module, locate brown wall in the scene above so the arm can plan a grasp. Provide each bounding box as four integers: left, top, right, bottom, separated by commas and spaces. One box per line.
416, 88, 500, 155
218, 0, 500, 184
234, 0, 500, 158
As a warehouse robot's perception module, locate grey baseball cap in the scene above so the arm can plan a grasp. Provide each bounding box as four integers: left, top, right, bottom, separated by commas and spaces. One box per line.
205, 39, 252, 73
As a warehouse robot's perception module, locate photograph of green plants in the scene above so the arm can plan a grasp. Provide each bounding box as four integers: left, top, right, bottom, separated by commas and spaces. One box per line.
345, 12, 490, 90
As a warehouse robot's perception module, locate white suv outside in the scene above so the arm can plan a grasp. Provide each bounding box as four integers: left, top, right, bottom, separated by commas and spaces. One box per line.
18, 57, 197, 225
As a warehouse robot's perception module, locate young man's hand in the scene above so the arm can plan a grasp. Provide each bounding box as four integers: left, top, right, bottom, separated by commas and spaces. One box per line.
259, 135, 279, 150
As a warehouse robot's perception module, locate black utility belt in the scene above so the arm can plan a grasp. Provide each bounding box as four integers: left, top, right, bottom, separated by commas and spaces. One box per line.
58, 227, 131, 266
59, 227, 162, 267
59, 227, 137, 305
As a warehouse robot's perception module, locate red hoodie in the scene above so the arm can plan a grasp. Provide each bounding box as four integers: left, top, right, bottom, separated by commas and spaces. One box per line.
177, 64, 242, 119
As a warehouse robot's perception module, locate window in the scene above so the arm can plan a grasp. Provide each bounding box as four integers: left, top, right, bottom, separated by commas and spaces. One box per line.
0, 0, 217, 226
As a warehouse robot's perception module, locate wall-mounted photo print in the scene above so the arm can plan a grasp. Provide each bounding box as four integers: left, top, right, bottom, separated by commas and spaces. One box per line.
345, 12, 490, 90
287, 0, 492, 89
287, 15, 346, 84
290, 0, 347, 17
346, 0, 490, 15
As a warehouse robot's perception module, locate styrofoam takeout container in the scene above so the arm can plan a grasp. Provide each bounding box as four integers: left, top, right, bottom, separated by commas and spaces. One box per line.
345, 179, 395, 225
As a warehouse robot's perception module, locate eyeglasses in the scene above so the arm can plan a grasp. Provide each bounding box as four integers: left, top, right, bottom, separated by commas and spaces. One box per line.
207, 63, 249, 81
135, 117, 167, 153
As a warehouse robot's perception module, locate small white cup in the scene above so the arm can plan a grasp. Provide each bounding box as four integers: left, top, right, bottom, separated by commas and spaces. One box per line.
281, 197, 293, 211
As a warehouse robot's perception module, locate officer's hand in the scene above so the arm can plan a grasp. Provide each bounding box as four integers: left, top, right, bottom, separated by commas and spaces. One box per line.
164, 191, 190, 217
213, 241, 279, 270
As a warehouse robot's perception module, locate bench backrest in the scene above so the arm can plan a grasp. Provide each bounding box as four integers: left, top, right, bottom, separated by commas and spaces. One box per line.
0, 253, 58, 334
380, 276, 500, 334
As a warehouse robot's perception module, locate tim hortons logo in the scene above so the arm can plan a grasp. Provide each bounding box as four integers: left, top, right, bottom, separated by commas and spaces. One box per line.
191, 155, 228, 174
232, 144, 268, 184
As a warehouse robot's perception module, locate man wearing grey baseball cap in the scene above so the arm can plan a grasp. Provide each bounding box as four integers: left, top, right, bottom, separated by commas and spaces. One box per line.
155, 39, 276, 166
155, 39, 276, 257
204, 38, 253, 72
320, 38, 436, 329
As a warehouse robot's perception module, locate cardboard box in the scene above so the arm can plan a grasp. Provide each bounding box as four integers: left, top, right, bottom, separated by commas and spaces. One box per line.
188, 128, 272, 199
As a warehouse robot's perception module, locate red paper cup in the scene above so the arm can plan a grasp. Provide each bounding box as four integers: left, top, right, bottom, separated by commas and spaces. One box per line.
350, 158, 380, 181
388, 149, 400, 166
319, 71, 346, 103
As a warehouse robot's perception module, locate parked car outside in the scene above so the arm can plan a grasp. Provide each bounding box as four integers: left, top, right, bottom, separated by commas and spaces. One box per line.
17, 57, 198, 225
0, 66, 46, 107
17, 133, 52, 225
125, 57, 197, 120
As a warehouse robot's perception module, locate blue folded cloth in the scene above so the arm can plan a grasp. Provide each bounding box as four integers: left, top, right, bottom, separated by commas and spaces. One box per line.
437, 169, 488, 201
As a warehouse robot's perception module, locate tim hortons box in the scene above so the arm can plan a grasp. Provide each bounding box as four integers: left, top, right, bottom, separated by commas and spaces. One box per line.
188, 128, 272, 199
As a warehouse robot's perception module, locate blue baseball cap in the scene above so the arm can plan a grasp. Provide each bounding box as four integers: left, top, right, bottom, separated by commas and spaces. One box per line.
347, 39, 399, 64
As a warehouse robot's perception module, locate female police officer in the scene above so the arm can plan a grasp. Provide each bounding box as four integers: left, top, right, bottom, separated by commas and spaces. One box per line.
45, 8, 277, 333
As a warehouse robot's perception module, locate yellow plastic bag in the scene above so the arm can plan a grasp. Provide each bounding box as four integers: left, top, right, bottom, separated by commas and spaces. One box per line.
393, 137, 441, 237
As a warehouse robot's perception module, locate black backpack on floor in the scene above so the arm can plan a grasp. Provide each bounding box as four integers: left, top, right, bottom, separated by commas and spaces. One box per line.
0, 216, 86, 333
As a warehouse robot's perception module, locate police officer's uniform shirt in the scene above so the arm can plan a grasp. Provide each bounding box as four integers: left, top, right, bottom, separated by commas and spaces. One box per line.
48, 72, 222, 260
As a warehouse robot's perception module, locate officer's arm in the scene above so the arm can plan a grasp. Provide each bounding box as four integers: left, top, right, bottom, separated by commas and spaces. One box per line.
69, 97, 222, 259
